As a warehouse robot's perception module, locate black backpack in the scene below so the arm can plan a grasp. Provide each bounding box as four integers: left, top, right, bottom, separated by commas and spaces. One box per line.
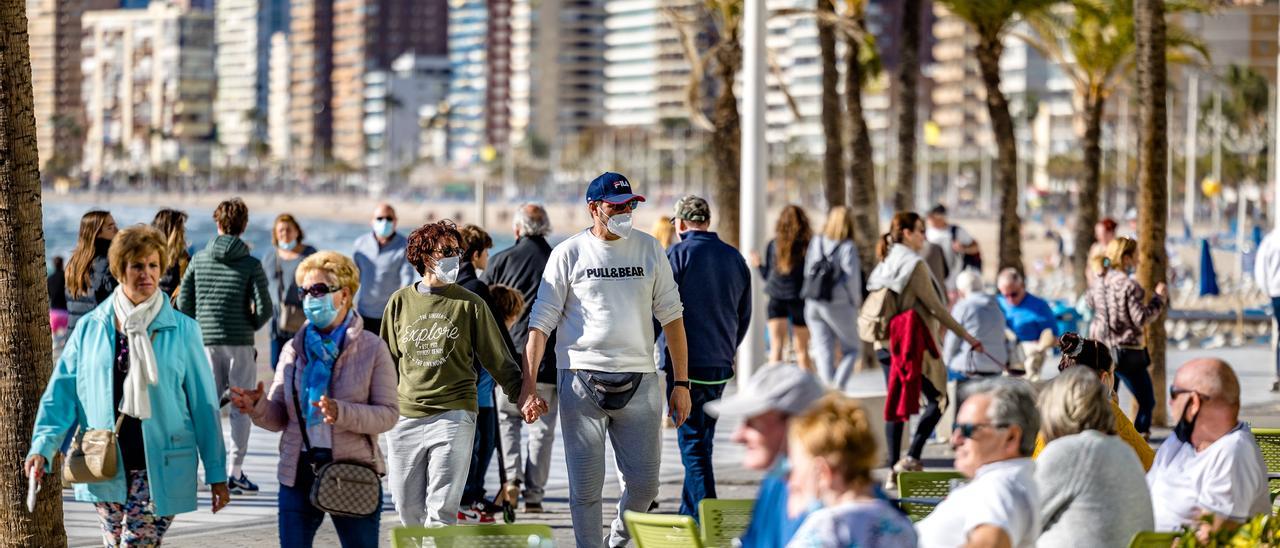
951, 225, 983, 271
802, 241, 844, 302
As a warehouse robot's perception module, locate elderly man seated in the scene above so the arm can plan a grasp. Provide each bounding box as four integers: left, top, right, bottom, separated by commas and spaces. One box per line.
916, 378, 1042, 547
996, 268, 1059, 380
1147, 358, 1270, 538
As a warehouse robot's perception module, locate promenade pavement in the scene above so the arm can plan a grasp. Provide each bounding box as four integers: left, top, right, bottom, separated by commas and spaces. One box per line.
58, 345, 1280, 546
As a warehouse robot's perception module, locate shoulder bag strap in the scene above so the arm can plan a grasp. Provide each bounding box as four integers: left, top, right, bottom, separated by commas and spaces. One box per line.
289, 361, 313, 454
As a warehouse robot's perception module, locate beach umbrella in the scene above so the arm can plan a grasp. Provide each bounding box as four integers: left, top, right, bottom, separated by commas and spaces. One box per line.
1199, 238, 1220, 297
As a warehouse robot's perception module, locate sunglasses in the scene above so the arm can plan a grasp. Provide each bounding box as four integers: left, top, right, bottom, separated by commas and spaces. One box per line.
1170, 386, 1209, 401
599, 200, 641, 214
375, 216, 395, 222
434, 246, 463, 258
953, 422, 1008, 440
298, 283, 342, 299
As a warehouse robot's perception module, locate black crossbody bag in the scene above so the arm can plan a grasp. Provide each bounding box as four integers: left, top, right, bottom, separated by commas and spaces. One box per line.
290, 363, 383, 518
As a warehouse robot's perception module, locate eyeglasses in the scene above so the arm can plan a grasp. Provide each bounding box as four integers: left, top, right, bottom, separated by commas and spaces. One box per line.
1170, 386, 1209, 401
599, 200, 640, 214
375, 216, 395, 222
298, 283, 341, 298
953, 422, 1008, 440
434, 246, 463, 258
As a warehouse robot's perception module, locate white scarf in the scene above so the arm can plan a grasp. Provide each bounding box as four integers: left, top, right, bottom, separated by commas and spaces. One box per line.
111, 287, 163, 419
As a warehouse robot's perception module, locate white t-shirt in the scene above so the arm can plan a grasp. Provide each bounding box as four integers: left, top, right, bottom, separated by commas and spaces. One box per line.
528, 229, 683, 373
926, 223, 975, 282
916, 458, 1041, 548
1147, 423, 1271, 531
786, 499, 917, 548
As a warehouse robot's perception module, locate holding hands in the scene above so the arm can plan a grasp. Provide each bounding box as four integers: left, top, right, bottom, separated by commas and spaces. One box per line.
519, 383, 549, 423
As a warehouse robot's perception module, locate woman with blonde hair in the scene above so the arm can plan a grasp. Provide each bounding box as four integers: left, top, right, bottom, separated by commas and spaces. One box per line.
786, 393, 915, 547
1084, 236, 1166, 435
152, 208, 190, 298
66, 210, 119, 329
1034, 367, 1154, 547
866, 211, 982, 488
28, 225, 230, 547
230, 250, 397, 546
750, 205, 813, 369
802, 206, 863, 390
650, 216, 677, 250
263, 213, 318, 370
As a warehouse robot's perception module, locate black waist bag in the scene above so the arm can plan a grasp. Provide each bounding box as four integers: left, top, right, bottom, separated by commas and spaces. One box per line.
575, 371, 645, 410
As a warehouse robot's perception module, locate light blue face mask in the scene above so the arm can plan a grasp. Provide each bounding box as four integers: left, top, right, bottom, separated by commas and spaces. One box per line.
372, 219, 395, 239
303, 293, 340, 328
278, 240, 298, 251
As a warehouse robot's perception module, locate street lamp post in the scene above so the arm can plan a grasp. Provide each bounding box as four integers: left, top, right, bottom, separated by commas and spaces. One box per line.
739, 0, 767, 383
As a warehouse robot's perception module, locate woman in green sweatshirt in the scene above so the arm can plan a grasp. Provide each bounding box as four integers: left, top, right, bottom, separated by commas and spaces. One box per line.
380, 220, 544, 526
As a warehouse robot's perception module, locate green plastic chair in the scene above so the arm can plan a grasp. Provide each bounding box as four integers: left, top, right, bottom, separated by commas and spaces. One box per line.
699, 498, 754, 547
1253, 428, 1280, 502
1127, 531, 1177, 548
390, 524, 555, 548
624, 510, 705, 548
896, 470, 966, 522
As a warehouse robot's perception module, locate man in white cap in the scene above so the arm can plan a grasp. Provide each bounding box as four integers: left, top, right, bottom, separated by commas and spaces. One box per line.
706, 364, 828, 548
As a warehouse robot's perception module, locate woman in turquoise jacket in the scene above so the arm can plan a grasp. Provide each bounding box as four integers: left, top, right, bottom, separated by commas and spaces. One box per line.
26, 225, 231, 547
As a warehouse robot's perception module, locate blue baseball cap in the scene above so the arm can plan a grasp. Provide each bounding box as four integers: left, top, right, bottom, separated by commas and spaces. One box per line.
585, 172, 646, 204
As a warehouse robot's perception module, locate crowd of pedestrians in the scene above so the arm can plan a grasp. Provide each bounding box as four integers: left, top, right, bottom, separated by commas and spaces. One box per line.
25, 182, 1279, 548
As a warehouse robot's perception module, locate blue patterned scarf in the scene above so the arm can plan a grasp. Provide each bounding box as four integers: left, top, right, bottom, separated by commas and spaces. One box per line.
302, 312, 351, 429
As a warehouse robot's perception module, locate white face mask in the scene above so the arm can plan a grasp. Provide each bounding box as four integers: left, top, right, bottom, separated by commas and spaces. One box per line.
433, 256, 460, 284
604, 212, 633, 240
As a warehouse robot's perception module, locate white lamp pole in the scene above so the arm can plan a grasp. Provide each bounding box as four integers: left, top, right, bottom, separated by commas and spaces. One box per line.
739, 0, 767, 383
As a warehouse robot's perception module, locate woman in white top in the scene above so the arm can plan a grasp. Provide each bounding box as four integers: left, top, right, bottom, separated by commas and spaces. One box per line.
802, 206, 863, 391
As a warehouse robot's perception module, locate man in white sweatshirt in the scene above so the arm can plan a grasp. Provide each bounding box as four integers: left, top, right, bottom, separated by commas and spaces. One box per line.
525, 172, 692, 548
1254, 227, 1280, 391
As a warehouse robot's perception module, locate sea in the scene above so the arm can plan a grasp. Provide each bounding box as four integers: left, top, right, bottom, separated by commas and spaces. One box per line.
41, 201, 516, 264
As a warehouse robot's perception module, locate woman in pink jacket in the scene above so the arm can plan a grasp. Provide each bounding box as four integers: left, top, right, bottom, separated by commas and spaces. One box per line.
230, 251, 398, 548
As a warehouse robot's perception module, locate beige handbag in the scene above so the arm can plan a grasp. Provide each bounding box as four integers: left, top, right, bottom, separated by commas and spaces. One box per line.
62, 415, 125, 484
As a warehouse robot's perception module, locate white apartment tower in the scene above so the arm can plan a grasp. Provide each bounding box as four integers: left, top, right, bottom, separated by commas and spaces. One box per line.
214, 0, 290, 163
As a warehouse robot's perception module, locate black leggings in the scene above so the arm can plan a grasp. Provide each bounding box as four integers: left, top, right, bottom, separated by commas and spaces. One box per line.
879, 351, 943, 465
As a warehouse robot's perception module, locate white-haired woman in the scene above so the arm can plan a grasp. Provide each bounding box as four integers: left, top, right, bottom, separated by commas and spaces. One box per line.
1034, 367, 1154, 547
942, 268, 1009, 414
229, 251, 398, 547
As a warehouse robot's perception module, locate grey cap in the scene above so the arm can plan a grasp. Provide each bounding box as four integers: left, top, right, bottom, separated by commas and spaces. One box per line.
672, 195, 711, 223
705, 363, 827, 419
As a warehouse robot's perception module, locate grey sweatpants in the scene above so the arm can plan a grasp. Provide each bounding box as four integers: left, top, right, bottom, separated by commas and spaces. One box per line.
804, 300, 861, 391
385, 410, 476, 526
205, 344, 257, 468
559, 369, 662, 548
496, 382, 559, 504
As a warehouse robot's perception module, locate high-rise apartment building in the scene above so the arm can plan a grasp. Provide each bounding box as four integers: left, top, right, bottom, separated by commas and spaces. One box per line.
268, 32, 291, 163
214, 0, 290, 163
446, 0, 488, 164
363, 53, 450, 183
602, 0, 702, 129
27, 0, 118, 176
288, 0, 333, 170
1181, 2, 1279, 83
81, 3, 216, 181
329, 0, 448, 168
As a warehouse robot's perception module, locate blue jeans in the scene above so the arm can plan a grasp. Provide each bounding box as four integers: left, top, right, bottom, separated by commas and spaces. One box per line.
664, 370, 727, 522
279, 454, 381, 548
462, 406, 498, 505
1272, 297, 1280, 378
270, 333, 294, 371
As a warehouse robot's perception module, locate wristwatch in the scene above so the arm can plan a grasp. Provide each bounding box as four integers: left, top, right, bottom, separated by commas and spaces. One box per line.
673, 380, 691, 389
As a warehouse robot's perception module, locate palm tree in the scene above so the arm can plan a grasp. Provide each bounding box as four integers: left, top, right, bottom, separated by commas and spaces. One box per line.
936, 0, 1062, 274
670, 2, 744, 247
894, 0, 921, 212
0, 0, 65, 543
843, 0, 881, 277
1134, 0, 1170, 427
1025, 0, 1208, 293
818, 0, 845, 208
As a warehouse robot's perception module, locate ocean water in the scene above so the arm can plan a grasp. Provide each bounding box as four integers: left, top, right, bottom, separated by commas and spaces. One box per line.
42, 201, 515, 264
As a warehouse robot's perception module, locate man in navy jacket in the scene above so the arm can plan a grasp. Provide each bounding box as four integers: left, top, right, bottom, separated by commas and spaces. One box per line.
658, 195, 752, 521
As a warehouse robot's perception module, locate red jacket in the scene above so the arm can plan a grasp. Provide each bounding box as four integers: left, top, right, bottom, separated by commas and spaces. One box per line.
885, 309, 939, 422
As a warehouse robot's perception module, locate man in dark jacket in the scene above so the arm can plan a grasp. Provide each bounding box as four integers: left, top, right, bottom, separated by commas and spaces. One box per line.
660, 195, 751, 520
482, 203, 558, 513
178, 198, 272, 494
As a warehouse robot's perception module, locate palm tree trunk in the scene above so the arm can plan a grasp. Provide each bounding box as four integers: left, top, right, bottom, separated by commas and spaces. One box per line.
712, 40, 743, 248
845, 27, 879, 277
0, 0, 66, 544
894, 0, 920, 212
1074, 91, 1106, 294
1135, 0, 1170, 427
975, 37, 1024, 274
818, 0, 844, 209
